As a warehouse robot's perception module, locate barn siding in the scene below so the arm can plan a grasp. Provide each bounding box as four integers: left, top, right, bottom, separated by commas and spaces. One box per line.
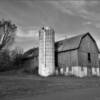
32, 56, 38, 68
78, 35, 99, 68
57, 50, 78, 70
23, 56, 38, 72
56, 34, 100, 77
71, 50, 78, 66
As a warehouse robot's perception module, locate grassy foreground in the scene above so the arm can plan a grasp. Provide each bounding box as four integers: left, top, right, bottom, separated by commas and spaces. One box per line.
0, 74, 100, 100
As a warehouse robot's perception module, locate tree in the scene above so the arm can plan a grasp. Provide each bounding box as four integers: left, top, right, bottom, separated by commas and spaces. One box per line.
11, 47, 24, 69
0, 49, 12, 71
0, 19, 17, 50
10, 47, 23, 59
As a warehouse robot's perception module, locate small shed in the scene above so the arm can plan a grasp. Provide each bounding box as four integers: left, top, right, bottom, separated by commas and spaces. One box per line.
55, 32, 100, 77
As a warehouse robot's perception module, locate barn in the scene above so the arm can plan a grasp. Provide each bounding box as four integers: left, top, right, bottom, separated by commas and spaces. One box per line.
23, 32, 100, 77
55, 32, 100, 77
22, 48, 39, 74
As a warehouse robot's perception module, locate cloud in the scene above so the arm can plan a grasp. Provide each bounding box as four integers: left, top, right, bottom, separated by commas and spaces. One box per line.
15, 26, 39, 51
50, 0, 87, 15
50, 1, 74, 15
83, 21, 92, 25
16, 27, 39, 38
55, 33, 67, 41
50, 0, 100, 29
50, 0, 100, 21
82, 21, 100, 29
96, 40, 100, 49
95, 23, 100, 28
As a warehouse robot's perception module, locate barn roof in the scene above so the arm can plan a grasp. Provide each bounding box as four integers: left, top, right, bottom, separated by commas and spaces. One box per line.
55, 32, 98, 52
23, 47, 38, 60
23, 32, 99, 59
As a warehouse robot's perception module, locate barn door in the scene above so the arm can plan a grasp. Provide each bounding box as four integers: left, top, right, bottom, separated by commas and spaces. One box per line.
87, 53, 92, 76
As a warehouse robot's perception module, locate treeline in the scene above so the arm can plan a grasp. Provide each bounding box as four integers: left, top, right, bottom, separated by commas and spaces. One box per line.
0, 48, 24, 72
0, 19, 25, 72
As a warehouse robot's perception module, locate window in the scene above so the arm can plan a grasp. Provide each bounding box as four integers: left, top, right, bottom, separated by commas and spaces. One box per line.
88, 53, 91, 62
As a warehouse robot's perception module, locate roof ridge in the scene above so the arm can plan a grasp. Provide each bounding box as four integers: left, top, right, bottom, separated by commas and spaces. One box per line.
56, 32, 88, 43
56, 32, 90, 52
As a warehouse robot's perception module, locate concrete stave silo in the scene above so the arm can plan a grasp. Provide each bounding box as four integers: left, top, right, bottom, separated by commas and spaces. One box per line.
39, 27, 55, 77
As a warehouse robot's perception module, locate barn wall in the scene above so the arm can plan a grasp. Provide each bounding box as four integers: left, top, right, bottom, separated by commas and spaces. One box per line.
32, 56, 38, 69
78, 35, 99, 68
57, 50, 78, 70
23, 56, 38, 72
56, 34, 100, 77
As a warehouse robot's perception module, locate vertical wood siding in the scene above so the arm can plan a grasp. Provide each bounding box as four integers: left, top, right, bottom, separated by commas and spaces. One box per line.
24, 56, 38, 71
57, 34, 99, 72
78, 35, 99, 68
57, 50, 78, 69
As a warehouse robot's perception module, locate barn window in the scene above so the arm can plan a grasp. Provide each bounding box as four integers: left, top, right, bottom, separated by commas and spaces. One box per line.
88, 53, 91, 62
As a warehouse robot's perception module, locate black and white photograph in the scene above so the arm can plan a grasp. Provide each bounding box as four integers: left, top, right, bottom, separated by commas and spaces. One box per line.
0, 0, 100, 100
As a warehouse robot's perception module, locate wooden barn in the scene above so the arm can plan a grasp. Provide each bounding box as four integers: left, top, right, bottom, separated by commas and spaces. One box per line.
23, 32, 100, 77
22, 48, 38, 73
55, 32, 100, 77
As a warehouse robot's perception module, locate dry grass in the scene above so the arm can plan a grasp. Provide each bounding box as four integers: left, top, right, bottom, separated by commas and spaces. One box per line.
0, 75, 100, 100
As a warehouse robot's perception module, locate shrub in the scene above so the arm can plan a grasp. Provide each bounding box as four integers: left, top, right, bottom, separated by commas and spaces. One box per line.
0, 50, 12, 71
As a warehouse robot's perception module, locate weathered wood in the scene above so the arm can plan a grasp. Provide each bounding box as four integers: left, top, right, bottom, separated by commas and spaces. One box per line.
78, 35, 99, 68
57, 50, 78, 70
56, 33, 99, 76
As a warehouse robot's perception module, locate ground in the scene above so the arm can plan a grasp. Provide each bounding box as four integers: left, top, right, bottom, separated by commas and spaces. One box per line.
0, 74, 100, 100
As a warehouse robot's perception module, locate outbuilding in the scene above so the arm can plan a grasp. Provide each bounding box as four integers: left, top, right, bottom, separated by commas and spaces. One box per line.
55, 32, 100, 77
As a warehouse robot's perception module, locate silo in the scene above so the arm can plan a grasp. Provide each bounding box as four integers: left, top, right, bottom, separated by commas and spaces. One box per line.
39, 26, 55, 77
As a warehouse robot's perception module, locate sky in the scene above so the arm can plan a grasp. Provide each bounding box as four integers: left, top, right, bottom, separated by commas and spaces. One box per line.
0, 0, 100, 51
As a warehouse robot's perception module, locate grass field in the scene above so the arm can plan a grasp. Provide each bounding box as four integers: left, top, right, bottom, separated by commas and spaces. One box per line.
0, 74, 100, 100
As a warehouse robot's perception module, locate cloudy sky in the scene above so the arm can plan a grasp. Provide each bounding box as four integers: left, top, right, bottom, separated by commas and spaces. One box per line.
0, 0, 100, 51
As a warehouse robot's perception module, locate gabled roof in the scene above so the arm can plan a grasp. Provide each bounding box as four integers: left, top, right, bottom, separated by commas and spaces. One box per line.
55, 32, 99, 52
23, 47, 38, 60
23, 32, 99, 59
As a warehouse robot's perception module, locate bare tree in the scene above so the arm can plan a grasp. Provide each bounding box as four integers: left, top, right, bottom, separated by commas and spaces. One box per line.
10, 47, 24, 69
10, 47, 23, 59
0, 19, 17, 50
